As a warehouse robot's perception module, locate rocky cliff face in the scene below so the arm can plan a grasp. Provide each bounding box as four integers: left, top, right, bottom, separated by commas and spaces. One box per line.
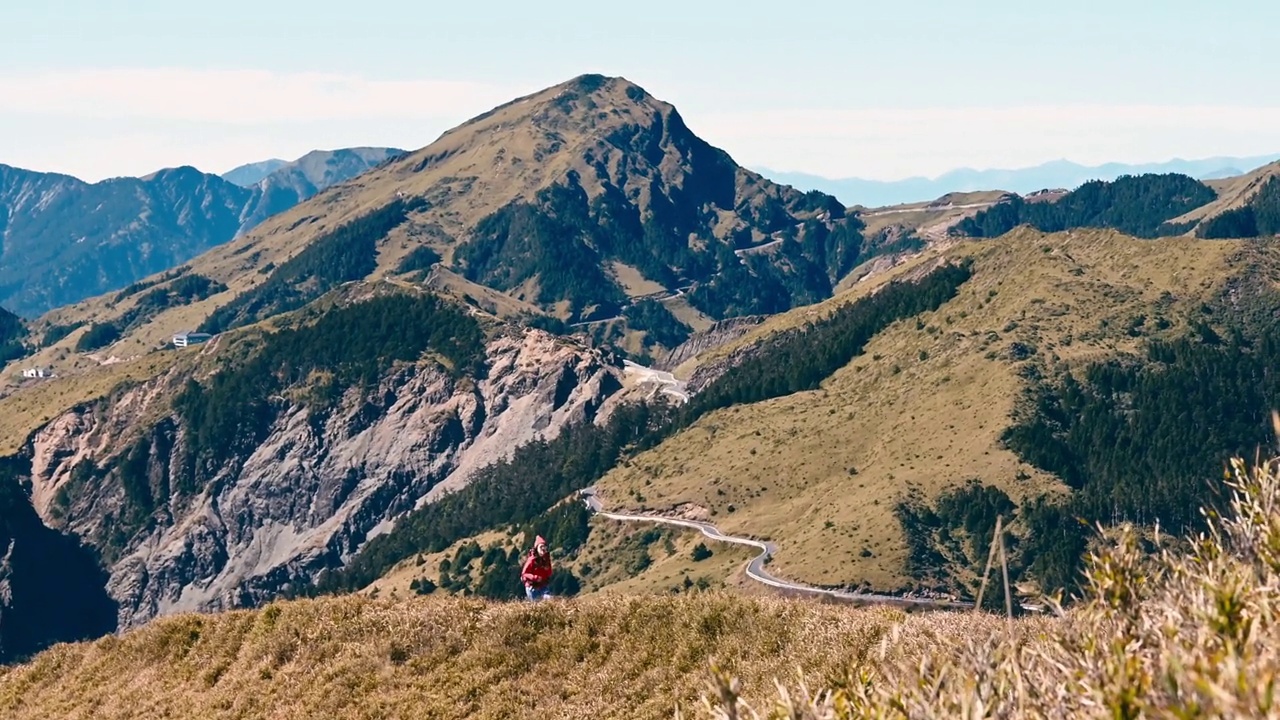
655, 316, 767, 373
19, 327, 626, 629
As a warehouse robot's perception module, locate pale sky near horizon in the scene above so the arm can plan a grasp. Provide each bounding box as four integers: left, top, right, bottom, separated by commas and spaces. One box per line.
2, 0, 1279, 183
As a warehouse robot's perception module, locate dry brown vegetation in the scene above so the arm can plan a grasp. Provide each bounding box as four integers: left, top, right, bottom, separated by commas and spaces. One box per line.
692, 441, 1280, 719
0, 351, 180, 455
603, 229, 1242, 591
0, 591, 951, 719
855, 190, 1007, 241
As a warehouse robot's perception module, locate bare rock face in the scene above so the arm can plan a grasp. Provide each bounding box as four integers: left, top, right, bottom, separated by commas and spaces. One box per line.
21, 328, 626, 629
654, 316, 766, 373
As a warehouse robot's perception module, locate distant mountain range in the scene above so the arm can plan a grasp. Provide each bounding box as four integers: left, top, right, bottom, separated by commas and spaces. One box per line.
759, 154, 1280, 208
0, 147, 402, 317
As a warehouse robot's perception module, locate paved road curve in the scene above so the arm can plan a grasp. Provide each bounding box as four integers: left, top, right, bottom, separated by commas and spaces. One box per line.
621, 360, 690, 403
579, 487, 972, 610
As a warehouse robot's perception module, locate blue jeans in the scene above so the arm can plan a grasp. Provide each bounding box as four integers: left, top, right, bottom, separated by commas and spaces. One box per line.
525, 585, 552, 601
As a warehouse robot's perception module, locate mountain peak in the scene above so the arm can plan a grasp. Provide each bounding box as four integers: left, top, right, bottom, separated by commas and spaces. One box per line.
139, 165, 207, 183
561, 72, 611, 91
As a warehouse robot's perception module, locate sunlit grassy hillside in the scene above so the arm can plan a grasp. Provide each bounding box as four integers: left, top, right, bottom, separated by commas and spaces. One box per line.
601, 228, 1244, 592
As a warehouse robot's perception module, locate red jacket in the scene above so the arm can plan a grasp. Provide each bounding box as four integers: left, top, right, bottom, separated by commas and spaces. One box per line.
521, 549, 553, 588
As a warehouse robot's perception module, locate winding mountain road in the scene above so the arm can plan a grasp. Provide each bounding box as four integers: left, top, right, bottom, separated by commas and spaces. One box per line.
621, 360, 690, 403
579, 487, 972, 610
860, 201, 995, 217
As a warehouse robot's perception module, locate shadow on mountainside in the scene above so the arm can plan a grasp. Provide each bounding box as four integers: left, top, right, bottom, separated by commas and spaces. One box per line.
0, 460, 118, 664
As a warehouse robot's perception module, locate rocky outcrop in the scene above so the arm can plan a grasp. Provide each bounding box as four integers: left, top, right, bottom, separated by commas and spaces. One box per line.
19, 328, 628, 629
654, 316, 766, 373
684, 336, 769, 396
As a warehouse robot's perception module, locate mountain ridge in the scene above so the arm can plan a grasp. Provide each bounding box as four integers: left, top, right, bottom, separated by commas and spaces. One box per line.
220, 158, 289, 186
21, 74, 870, 368
762, 153, 1280, 207
0, 147, 401, 317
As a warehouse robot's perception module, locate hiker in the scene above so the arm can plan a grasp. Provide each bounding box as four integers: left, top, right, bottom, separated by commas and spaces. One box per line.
521, 535, 553, 601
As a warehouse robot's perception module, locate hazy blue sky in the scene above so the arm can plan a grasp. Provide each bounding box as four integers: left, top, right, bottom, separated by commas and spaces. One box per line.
3, 0, 1278, 181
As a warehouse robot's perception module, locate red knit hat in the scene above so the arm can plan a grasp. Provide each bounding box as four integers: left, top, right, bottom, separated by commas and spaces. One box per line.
535, 535, 548, 548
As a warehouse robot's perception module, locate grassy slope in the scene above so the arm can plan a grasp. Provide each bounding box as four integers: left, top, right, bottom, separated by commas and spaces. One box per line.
0, 593, 985, 720
598, 228, 1239, 592
0, 351, 183, 455
0, 278, 437, 455
856, 190, 1008, 240
365, 517, 756, 602
1171, 158, 1280, 227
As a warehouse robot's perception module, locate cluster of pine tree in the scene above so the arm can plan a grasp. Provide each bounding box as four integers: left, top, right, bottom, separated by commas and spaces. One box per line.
453, 172, 868, 324
455, 176, 629, 320
895, 480, 1020, 611
40, 321, 83, 348
623, 299, 692, 349
394, 245, 441, 279
174, 293, 483, 493
132, 274, 227, 314
80, 273, 230, 348
431, 502, 592, 600
73, 322, 121, 352
0, 307, 27, 365
1197, 177, 1280, 239
683, 261, 972, 417
953, 174, 1216, 239
200, 197, 426, 333
999, 320, 1280, 594
111, 265, 192, 303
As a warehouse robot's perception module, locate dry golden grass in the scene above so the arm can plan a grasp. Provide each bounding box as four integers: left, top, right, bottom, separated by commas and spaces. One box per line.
663, 294, 717, 334
367, 516, 755, 602
612, 262, 668, 297
580, 521, 757, 595
600, 229, 1242, 591
424, 267, 545, 320
0, 351, 179, 455
693, 447, 1280, 719
0, 592, 974, 720
364, 530, 510, 599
